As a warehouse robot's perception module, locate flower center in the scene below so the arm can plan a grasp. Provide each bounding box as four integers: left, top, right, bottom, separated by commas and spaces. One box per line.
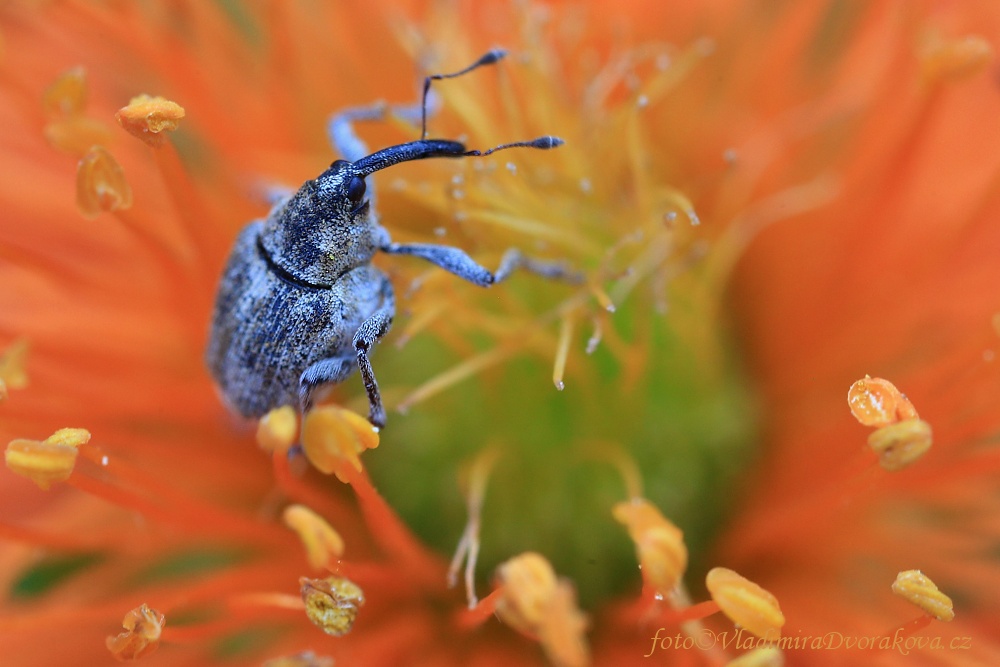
367, 275, 758, 606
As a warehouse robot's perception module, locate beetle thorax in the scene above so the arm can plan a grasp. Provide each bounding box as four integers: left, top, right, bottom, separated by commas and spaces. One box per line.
259, 177, 377, 286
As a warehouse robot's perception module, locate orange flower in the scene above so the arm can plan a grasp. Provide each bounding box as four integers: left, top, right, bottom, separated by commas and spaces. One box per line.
1, 2, 998, 666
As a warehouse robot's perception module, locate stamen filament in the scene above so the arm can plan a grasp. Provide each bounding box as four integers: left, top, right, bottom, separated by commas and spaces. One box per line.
339, 465, 444, 585
552, 313, 574, 390
454, 587, 503, 629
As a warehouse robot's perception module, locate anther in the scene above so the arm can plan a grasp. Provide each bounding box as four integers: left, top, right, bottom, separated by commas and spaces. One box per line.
495, 552, 589, 667
105, 604, 165, 661
868, 419, 932, 472
891, 570, 954, 622
300, 406, 380, 481
5, 428, 91, 490
613, 498, 688, 596
725, 647, 785, 667
283, 505, 345, 570
847, 376, 918, 427
256, 405, 298, 454
43, 67, 88, 117
0, 338, 29, 394
921, 34, 993, 83
116, 95, 185, 148
300, 576, 365, 636
705, 567, 785, 639
76, 146, 133, 218
262, 653, 334, 667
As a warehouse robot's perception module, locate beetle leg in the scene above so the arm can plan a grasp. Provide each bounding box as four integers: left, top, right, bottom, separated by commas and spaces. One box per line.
351, 311, 392, 429
350, 277, 396, 428
381, 243, 583, 287
299, 357, 355, 413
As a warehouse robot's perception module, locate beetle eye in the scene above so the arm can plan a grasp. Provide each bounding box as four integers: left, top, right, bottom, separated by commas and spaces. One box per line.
346, 175, 367, 207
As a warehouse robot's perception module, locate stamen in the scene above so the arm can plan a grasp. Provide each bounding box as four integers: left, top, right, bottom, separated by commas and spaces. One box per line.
300, 406, 379, 482
920, 33, 993, 83
262, 652, 334, 667
76, 146, 133, 218
848, 377, 931, 470
5, 428, 91, 490
725, 647, 785, 667
552, 313, 574, 390
705, 567, 785, 640
115, 95, 185, 148
495, 552, 590, 666
449, 448, 500, 608
256, 406, 298, 454
45, 116, 114, 156
283, 504, 345, 570
589, 284, 616, 313
867, 419, 933, 472
41, 67, 112, 155
42, 66, 87, 117
536, 583, 590, 667
299, 576, 365, 636
0, 337, 29, 394
495, 552, 558, 635
891, 570, 954, 622
585, 316, 603, 355
592, 443, 643, 499
105, 604, 165, 661
847, 376, 919, 427
612, 498, 687, 596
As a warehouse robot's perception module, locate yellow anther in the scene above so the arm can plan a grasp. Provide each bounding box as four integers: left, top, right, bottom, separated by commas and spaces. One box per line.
262, 652, 333, 667
115, 94, 185, 147
868, 419, 932, 472
496, 552, 590, 667
77, 146, 133, 218
613, 498, 688, 595
45, 116, 114, 156
43, 66, 88, 118
847, 376, 918, 428
5, 428, 91, 490
537, 582, 590, 667
283, 504, 345, 570
891, 570, 954, 622
105, 603, 165, 661
706, 567, 785, 639
44, 428, 92, 448
256, 405, 298, 453
921, 33, 993, 83
0, 338, 29, 391
495, 552, 559, 635
300, 576, 365, 636
301, 406, 379, 481
725, 647, 785, 667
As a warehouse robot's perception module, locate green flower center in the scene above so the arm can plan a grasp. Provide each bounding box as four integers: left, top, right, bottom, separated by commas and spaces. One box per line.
368, 285, 759, 606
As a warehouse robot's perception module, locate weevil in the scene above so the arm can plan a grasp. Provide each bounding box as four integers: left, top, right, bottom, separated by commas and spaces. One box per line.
206, 50, 573, 429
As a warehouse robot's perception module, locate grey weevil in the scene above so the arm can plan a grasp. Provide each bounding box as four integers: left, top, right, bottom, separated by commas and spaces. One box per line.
206, 50, 574, 429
